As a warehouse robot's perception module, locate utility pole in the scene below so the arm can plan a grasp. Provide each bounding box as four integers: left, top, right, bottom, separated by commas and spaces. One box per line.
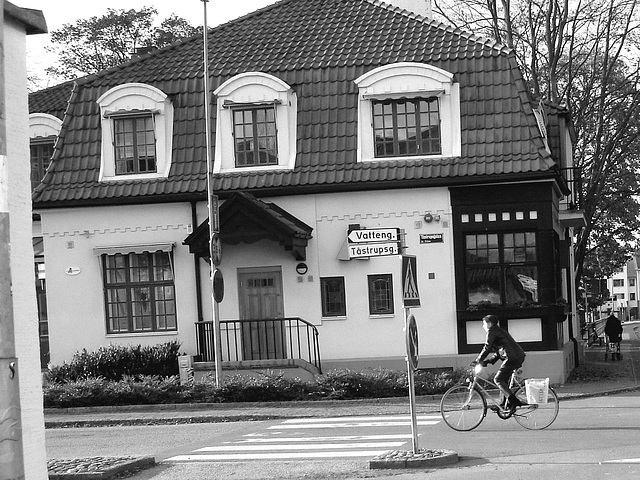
0, 0, 26, 477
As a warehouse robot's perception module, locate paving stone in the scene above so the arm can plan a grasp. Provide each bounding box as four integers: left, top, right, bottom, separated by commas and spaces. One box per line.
369, 448, 458, 469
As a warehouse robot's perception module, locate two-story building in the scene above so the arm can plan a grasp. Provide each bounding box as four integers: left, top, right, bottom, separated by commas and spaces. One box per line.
31, 0, 583, 383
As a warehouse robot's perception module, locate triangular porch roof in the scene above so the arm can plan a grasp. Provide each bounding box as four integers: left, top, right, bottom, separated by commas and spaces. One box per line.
184, 192, 313, 261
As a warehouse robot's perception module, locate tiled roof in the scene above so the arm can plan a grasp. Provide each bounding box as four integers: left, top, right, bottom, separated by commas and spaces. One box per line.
32, 0, 556, 207
28, 80, 75, 121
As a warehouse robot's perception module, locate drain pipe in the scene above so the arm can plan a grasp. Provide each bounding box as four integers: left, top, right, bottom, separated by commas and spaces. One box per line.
568, 226, 580, 367
191, 201, 204, 323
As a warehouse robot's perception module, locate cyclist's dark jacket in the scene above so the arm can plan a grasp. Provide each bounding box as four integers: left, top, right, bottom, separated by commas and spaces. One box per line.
476, 325, 525, 364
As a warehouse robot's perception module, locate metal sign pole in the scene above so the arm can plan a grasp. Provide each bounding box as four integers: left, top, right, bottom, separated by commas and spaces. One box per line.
0, 3, 26, 475
405, 307, 419, 454
201, 0, 222, 387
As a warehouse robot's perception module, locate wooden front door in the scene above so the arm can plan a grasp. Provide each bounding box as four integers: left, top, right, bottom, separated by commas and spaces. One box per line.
238, 267, 286, 360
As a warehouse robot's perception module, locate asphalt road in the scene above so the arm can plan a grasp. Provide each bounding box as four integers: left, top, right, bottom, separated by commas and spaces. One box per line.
46, 391, 640, 479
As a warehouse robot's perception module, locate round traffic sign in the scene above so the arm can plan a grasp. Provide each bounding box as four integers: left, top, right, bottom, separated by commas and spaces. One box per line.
406, 314, 419, 370
210, 233, 222, 266
213, 268, 224, 303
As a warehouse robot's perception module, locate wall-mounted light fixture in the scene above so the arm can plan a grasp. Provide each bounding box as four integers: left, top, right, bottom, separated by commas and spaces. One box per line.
424, 212, 441, 223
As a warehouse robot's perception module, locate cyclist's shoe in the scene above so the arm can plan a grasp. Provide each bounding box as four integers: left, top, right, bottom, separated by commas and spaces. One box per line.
507, 394, 526, 409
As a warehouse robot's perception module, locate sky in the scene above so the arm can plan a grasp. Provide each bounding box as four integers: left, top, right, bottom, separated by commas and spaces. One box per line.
19, 0, 278, 88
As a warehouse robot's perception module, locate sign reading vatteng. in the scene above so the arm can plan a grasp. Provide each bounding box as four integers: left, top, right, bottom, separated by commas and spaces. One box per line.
348, 228, 400, 243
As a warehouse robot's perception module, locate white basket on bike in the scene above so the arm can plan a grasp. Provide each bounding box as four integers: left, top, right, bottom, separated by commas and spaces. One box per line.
525, 378, 549, 404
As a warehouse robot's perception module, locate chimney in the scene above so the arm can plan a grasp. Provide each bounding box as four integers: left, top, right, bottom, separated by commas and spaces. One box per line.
386, 0, 432, 19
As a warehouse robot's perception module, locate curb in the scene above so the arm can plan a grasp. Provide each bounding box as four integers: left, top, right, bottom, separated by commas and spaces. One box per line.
370, 449, 458, 469
44, 394, 446, 415
47, 456, 155, 480
43, 386, 640, 429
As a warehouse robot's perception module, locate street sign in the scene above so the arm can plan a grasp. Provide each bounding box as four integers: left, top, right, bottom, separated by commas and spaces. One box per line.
348, 227, 400, 244
212, 268, 224, 303
406, 314, 419, 370
420, 233, 444, 244
405, 312, 420, 453
209, 194, 220, 233
348, 242, 399, 259
210, 233, 222, 266
402, 255, 421, 307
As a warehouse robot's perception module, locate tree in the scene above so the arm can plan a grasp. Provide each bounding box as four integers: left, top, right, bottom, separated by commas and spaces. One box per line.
433, 0, 640, 283
45, 7, 199, 81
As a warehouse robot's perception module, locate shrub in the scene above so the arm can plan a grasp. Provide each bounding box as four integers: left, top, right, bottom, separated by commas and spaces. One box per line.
43, 366, 465, 408
44, 341, 181, 383
218, 371, 319, 402
315, 368, 407, 399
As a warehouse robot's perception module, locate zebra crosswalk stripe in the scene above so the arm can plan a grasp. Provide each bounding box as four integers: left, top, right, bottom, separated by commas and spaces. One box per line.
164, 414, 440, 462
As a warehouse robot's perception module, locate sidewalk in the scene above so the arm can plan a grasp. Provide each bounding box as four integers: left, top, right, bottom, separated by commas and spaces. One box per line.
44, 341, 640, 429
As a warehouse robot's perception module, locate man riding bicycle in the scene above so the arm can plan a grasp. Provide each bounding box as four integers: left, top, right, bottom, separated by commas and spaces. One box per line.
472, 314, 526, 412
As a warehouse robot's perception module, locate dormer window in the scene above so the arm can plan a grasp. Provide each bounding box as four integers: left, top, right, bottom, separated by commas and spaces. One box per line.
355, 63, 460, 162
214, 73, 297, 173
114, 114, 157, 174
29, 113, 63, 191
97, 84, 173, 181
373, 98, 441, 157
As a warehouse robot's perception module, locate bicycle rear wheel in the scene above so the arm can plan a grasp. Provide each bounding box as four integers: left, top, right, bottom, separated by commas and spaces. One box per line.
513, 385, 559, 430
440, 385, 486, 431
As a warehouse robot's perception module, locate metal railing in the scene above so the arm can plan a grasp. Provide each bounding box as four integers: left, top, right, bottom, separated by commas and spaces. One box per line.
195, 317, 321, 373
583, 317, 607, 346
559, 166, 582, 210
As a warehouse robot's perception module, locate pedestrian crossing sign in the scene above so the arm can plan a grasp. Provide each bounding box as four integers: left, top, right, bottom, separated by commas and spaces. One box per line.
402, 255, 420, 307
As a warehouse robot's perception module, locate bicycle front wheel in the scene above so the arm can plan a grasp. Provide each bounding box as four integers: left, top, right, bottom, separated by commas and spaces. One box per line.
440, 385, 486, 431
513, 385, 559, 430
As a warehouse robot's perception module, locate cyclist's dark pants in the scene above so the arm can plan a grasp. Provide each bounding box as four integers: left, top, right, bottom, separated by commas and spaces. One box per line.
494, 356, 525, 397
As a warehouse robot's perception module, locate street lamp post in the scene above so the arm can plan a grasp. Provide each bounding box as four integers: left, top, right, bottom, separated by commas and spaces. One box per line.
201, 0, 223, 387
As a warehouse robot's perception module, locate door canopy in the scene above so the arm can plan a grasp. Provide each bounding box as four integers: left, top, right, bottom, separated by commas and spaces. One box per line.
184, 192, 313, 261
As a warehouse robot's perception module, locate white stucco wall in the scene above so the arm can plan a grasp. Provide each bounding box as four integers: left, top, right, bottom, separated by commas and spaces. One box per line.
42, 187, 458, 370
205, 187, 457, 365
41, 203, 197, 363
41, 186, 571, 382
4, 14, 48, 480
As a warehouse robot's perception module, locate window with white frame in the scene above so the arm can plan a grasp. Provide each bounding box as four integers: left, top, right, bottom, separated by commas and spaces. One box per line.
101, 251, 177, 334
30, 139, 55, 190
113, 115, 157, 174
233, 107, 278, 167
97, 83, 173, 181
321, 277, 346, 317
372, 98, 441, 157
214, 72, 297, 173
355, 63, 460, 162
368, 274, 394, 315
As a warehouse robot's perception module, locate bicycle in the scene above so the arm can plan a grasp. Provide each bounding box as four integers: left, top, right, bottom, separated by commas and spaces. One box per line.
440, 364, 559, 431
